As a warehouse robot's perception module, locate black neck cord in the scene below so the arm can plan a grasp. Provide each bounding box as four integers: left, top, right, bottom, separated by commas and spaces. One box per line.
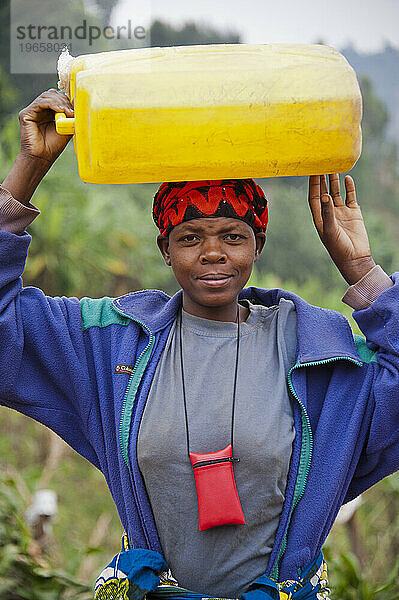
178, 303, 241, 457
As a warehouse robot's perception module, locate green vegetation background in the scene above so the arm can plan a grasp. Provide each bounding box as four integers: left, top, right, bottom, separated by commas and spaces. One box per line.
1, 2, 399, 598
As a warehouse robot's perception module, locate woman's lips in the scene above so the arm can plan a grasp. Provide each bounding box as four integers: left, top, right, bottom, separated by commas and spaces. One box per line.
197, 275, 233, 287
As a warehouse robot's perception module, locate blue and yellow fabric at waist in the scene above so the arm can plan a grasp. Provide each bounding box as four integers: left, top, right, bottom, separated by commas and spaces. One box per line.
94, 542, 330, 600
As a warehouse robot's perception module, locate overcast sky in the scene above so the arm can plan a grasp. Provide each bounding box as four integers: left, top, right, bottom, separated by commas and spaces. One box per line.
112, 0, 399, 53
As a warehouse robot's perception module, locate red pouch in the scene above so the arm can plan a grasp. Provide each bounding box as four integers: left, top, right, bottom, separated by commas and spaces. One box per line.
189, 444, 245, 531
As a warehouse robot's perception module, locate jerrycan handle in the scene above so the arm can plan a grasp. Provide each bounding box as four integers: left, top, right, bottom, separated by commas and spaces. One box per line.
55, 112, 75, 135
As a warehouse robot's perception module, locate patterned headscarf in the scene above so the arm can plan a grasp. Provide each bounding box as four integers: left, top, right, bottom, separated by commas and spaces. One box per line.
152, 179, 268, 237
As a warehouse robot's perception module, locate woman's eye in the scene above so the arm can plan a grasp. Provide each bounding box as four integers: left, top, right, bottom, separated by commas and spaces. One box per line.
226, 234, 243, 241
182, 234, 197, 242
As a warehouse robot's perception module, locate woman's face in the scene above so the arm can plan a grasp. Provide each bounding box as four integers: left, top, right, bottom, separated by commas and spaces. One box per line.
157, 217, 265, 321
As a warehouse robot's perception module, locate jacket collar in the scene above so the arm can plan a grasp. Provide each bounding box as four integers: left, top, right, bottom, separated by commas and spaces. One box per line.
113, 286, 361, 365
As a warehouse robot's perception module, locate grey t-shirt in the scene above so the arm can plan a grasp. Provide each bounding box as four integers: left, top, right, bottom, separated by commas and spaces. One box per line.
138, 298, 297, 598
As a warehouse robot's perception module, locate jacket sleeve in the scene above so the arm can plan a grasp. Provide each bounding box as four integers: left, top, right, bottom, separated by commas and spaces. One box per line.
345, 271, 399, 500
0, 228, 100, 468
0, 185, 40, 233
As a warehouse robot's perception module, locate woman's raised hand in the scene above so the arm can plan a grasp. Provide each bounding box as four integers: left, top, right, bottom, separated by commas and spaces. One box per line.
308, 174, 376, 285
18, 88, 74, 165
2, 90, 74, 204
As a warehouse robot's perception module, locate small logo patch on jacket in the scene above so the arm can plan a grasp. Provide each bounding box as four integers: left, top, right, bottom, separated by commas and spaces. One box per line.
115, 364, 134, 375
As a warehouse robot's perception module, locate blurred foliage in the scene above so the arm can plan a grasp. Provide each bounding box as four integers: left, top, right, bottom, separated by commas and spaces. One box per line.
359, 76, 389, 142
0, 411, 122, 587
323, 550, 399, 600
0, 65, 18, 128
94, 0, 120, 25
0, 471, 91, 599
324, 471, 399, 599
148, 19, 240, 47
0, 12, 399, 600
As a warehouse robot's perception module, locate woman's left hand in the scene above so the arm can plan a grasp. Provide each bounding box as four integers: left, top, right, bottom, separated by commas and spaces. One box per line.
308, 174, 376, 285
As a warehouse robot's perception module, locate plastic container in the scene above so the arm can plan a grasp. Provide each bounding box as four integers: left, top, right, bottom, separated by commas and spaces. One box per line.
56, 44, 362, 184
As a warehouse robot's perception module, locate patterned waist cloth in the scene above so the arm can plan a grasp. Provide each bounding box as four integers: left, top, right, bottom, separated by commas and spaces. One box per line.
94, 537, 330, 600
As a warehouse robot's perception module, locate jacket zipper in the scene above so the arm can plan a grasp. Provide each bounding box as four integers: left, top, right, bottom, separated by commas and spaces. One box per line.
113, 303, 156, 549
270, 355, 362, 581
118, 328, 155, 467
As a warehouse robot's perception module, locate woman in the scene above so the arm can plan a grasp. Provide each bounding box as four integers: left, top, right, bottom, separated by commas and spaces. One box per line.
1, 90, 398, 599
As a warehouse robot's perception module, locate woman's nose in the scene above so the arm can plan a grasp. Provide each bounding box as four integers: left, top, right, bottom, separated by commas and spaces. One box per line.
199, 239, 227, 263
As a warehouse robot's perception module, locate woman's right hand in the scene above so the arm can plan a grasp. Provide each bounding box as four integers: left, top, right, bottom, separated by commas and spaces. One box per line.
2, 90, 74, 205
18, 88, 74, 165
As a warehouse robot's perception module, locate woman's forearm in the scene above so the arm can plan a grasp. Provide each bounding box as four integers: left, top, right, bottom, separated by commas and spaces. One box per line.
2, 153, 52, 205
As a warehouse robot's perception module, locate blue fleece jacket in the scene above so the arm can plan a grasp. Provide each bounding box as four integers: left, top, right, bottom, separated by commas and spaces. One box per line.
1, 228, 399, 582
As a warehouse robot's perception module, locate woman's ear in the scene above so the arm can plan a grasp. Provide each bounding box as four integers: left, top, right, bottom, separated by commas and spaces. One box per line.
157, 234, 171, 266
254, 232, 266, 261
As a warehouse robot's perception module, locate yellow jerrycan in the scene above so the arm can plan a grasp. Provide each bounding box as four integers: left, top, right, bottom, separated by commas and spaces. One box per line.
56, 44, 362, 184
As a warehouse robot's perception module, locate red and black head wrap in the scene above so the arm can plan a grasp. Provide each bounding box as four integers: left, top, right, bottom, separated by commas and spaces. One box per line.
152, 179, 268, 237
